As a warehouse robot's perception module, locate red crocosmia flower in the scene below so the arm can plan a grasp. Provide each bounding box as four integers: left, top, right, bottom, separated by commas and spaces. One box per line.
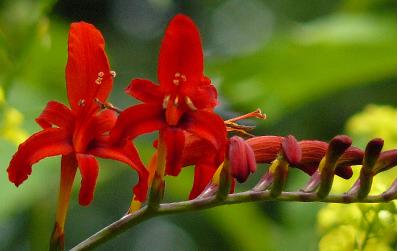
7, 22, 148, 237
110, 14, 227, 179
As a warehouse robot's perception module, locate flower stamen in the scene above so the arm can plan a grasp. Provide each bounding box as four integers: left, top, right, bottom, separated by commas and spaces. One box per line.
163, 95, 171, 109
185, 96, 197, 111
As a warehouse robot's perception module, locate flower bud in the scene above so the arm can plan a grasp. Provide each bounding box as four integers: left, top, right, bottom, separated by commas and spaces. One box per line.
374, 149, 397, 174
246, 136, 282, 163
281, 135, 301, 166
317, 135, 352, 198
229, 136, 257, 183
298, 139, 360, 179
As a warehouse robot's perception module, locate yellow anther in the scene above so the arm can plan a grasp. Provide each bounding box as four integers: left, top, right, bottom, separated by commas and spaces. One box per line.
162, 95, 170, 109
98, 71, 104, 77
173, 96, 179, 106
173, 79, 180, 85
78, 99, 86, 107
174, 72, 181, 77
184, 96, 197, 111
110, 71, 116, 78
181, 74, 187, 81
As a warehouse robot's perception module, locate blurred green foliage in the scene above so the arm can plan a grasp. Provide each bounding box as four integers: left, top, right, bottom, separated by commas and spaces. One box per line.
0, 0, 396, 250
318, 105, 397, 251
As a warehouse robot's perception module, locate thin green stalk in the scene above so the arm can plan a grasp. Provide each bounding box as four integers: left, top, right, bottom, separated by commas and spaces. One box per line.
70, 188, 396, 250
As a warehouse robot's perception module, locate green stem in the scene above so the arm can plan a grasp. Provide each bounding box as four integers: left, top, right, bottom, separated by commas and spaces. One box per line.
70, 188, 396, 250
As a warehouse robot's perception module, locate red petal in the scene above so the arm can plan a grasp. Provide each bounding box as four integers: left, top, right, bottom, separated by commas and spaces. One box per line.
163, 128, 185, 176
189, 163, 217, 200
181, 132, 216, 166
73, 109, 117, 152
184, 84, 218, 110
158, 14, 203, 91
7, 128, 74, 186
109, 104, 165, 145
66, 22, 112, 111
90, 140, 149, 202
125, 79, 163, 104
181, 111, 227, 153
76, 153, 99, 206
35, 101, 74, 130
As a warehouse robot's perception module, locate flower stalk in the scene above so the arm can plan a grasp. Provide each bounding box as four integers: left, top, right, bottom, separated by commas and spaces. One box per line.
70, 186, 397, 251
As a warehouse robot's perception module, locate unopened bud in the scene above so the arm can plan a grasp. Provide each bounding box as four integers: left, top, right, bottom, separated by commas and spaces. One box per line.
374, 149, 397, 174
281, 135, 301, 166
317, 135, 352, 198
356, 139, 384, 199
246, 136, 282, 163
229, 136, 256, 183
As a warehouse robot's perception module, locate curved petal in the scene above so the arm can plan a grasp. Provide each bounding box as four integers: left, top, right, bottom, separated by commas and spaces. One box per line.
181, 132, 216, 166
35, 101, 75, 130
109, 104, 165, 145
163, 127, 185, 176
125, 79, 163, 104
189, 163, 218, 200
158, 14, 203, 91
181, 111, 227, 153
73, 109, 117, 152
66, 22, 112, 111
184, 84, 218, 110
89, 139, 149, 202
76, 153, 99, 206
7, 128, 74, 186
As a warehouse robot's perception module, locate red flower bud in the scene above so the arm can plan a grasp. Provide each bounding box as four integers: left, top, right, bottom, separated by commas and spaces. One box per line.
375, 149, 397, 174
281, 135, 301, 166
245, 136, 282, 163
229, 136, 257, 183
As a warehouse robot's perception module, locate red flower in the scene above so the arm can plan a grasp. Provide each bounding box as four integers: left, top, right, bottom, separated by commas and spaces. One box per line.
7, 22, 148, 209
110, 14, 227, 178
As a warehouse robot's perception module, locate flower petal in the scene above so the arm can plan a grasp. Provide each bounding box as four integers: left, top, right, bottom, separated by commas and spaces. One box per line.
35, 101, 74, 130
66, 22, 112, 111
125, 79, 163, 104
90, 139, 149, 202
184, 83, 218, 110
158, 14, 203, 91
163, 127, 185, 176
76, 153, 99, 206
181, 132, 220, 166
189, 163, 218, 200
73, 109, 117, 152
7, 128, 74, 186
181, 111, 227, 153
109, 103, 165, 145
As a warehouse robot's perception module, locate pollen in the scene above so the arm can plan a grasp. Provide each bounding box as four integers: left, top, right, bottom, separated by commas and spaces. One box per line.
172, 72, 187, 86
185, 96, 197, 111
78, 99, 86, 107
163, 95, 171, 109
110, 71, 116, 78
96, 72, 104, 85
174, 96, 179, 106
